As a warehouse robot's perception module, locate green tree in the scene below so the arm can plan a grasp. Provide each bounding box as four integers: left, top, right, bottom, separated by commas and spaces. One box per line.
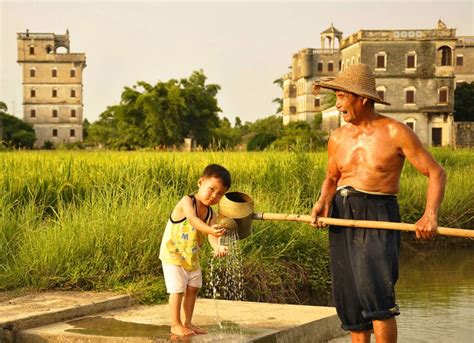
272, 121, 324, 151
0, 102, 36, 149
180, 70, 221, 147
454, 82, 474, 121
272, 77, 284, 114
211, 117, 242, 149
87, 70, 221, 149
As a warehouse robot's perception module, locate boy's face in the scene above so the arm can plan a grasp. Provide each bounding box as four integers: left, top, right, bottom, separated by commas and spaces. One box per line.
197, 176, 228, 206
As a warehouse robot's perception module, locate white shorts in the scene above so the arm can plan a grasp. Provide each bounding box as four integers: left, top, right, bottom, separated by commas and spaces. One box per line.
162, 264, 202, 293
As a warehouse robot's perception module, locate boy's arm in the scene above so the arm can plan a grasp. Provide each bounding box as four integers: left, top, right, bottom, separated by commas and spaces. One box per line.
208, 211, 228, 256
180, 196, 226, 237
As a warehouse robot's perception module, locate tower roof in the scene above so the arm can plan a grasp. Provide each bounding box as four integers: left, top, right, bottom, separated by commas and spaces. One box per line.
321, 23, 342, 35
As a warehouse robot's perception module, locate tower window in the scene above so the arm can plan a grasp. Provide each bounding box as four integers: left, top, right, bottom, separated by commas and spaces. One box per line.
52, 109, 58, 118
71, 109, 76, 117
439, 88, 448, 104
30, 89, 36, 98
70, 69, 76, 77
328, 62, 334, 72
52, 69, 58, 78
456, 55, 463, 66
406, 53, 416, 69
52, 89, 58, 98
70, 129, 76, 137
71, 89, 76, 98
406, 89, 415, 104
29, 46, 35, 55
314, 98, 321, 107
52, 129, 58, 137
30, 109, 36, 118
317, 62, 323, 72
439, 46, 452, 66
30, 68, 36, 77
376, 53, 387, 69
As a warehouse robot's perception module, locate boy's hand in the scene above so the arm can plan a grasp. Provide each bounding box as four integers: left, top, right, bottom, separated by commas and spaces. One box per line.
213, 245, 228, 257
210, 224, 226, 237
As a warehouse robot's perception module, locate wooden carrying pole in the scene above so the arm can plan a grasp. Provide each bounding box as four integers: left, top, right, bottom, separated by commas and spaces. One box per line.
252, 212, 474, 238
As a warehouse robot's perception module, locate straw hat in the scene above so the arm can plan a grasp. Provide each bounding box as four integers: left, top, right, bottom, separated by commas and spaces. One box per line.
313, 63, 390, 105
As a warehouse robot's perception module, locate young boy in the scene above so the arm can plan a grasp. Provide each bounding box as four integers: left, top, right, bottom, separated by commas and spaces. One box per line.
159, 164, 231, 336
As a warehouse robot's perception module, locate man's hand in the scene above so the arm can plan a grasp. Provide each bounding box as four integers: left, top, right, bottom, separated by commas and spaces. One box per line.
311, 201, 331, 228
415, 212, 438, 239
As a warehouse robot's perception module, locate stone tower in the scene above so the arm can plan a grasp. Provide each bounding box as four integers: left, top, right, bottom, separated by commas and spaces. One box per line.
320, 23, 343, 50
282, 24, 341, 125
17, 30, 86, 147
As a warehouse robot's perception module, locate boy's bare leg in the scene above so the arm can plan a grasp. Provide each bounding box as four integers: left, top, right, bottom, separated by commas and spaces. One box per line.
169, 292, 194, 336
183, 285, 207, 334
350, 330, 371, 343
372, 317, 397, 343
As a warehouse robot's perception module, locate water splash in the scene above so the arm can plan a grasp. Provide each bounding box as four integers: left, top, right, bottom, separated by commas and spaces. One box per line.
206, 229, 245, 341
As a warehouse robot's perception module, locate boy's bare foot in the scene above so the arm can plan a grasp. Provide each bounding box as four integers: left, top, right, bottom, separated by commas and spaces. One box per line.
171, 324, 194, 336
185, 323, 208, 334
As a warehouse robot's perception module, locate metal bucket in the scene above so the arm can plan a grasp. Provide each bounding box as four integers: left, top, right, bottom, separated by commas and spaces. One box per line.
218, 192, 255, 239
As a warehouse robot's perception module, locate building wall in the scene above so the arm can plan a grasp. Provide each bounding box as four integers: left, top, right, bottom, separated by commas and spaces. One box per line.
455, 122, 474, 147
17, 31, 86, 147
455, 37, 474, 85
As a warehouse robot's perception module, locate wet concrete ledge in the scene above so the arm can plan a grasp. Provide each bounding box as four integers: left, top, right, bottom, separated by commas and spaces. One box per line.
0, 292, 134, 342
14, 299, 346, 342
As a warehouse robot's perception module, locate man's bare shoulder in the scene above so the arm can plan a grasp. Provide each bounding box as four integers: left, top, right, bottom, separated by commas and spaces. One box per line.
329, 125, 349, 142
376, 114, 413, 135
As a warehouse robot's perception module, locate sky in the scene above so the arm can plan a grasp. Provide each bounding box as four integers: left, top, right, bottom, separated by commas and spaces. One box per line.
1, 0, 473, 124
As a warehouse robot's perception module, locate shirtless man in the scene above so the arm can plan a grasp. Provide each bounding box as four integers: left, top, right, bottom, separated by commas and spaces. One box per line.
311, 64, 446, 343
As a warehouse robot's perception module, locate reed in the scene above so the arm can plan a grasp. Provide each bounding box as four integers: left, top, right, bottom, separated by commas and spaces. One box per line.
0, 148, 472, 304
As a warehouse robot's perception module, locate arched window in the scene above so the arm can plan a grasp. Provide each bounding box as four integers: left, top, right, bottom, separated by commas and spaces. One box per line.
29, 45, 35, 55
404, 118, 416, 131
51, 68, 58, 78
439, 46, 452, 66
29, 68, 36, 77
438, 87, 448, 104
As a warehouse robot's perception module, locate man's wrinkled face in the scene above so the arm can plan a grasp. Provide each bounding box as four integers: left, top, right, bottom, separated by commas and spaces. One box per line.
335, 91, 363, 123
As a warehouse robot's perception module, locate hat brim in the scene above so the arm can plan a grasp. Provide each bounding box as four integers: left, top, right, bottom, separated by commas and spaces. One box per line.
317, 80, 391, 106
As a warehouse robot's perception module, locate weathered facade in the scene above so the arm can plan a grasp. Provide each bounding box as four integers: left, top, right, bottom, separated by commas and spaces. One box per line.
282, 24, 341, 125
17, 30, 86, 147
283, 21, 474, 147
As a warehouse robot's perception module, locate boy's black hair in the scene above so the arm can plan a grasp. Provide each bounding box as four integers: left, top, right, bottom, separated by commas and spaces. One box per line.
201, 164, 231, 189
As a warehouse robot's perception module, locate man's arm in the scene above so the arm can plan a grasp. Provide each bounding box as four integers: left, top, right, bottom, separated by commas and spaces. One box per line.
311, 131, 341, 228
397, 123, 447, 239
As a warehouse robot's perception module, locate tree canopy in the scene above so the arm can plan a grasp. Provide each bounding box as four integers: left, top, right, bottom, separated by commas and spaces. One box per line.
454, 82, 474, 122
0, 101, 36, 149
87, 70, 221, 149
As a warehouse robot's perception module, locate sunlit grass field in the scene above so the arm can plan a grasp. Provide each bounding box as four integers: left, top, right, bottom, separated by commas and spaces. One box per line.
0, 149, 472, 304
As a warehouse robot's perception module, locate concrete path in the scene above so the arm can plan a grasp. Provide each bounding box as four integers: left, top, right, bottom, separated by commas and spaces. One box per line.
1, 292, 347, 342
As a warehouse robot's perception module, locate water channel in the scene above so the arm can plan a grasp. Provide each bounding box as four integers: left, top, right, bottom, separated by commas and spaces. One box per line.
333, 246, 474, 342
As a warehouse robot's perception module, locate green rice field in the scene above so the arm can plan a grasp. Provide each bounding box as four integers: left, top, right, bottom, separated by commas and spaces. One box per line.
0, 149, 472, 304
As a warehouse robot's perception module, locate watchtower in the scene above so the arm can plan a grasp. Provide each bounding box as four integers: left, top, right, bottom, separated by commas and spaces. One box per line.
17, 29, 86, 147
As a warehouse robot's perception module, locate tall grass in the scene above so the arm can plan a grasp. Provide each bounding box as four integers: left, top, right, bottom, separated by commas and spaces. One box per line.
0, 149, 472, 304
